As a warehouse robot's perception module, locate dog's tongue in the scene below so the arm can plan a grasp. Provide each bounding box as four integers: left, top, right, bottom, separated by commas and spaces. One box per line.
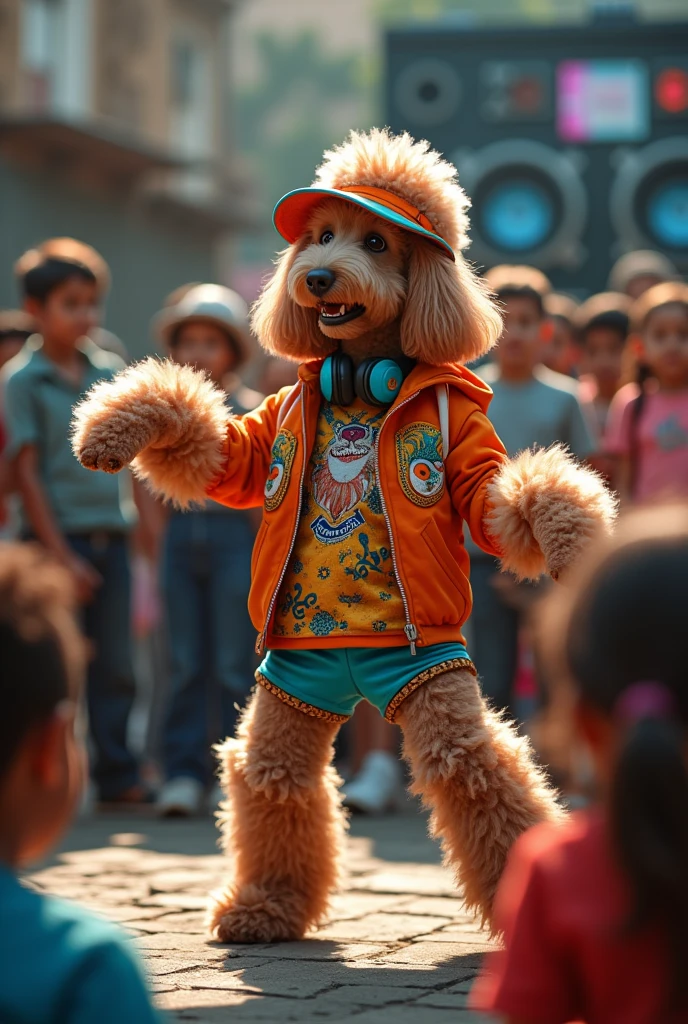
321, 303, 345, 314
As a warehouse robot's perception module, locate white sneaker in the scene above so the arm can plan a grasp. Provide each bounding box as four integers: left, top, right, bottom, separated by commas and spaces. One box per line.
342, 752, 404, 815
156, 776, 204, 817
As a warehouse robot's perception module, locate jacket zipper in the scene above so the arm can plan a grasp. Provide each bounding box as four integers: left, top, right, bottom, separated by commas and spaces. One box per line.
374, 391, 420, 655
255, 387, 307, 655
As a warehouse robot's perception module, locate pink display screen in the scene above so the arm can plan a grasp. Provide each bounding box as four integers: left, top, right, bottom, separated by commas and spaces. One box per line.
557, 60, 649, 142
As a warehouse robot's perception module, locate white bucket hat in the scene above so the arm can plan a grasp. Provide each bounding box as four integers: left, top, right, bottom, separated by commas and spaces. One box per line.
154, 284, 251, 366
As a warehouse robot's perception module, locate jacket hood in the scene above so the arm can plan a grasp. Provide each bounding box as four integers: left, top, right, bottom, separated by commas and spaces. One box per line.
298, 358, 493, 415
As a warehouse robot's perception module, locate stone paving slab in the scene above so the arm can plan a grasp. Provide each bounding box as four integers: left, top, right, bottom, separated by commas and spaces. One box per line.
28, 811, 498, 1022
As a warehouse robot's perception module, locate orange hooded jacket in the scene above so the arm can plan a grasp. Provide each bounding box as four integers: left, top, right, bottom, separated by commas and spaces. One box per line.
207, 360, 507, 652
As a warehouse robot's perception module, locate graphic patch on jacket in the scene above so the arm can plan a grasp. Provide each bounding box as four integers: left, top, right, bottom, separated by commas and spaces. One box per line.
264, 428, 297, 511
396, 422, 445, 507
271, 398, 406, 642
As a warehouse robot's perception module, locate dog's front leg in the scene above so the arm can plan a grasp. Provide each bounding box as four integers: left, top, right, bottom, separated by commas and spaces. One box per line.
72, 358, 229, 507
397, 667, 563, 930
209, 684, 346, 943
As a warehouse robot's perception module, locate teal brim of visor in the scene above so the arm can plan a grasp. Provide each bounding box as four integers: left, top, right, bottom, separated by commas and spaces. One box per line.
272, 187, 455, 260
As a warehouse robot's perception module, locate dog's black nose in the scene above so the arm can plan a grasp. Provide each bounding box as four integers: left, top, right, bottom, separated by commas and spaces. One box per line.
306, 268, 336, 297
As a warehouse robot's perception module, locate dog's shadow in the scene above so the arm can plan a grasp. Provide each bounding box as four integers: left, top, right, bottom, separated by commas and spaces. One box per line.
167, 938, 490, 1021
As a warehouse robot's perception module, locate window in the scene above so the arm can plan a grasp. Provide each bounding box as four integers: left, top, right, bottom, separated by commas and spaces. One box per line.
170, 32, 213, 158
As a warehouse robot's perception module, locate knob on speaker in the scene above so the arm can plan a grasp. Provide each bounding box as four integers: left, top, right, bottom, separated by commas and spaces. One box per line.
394, 58, 462, 126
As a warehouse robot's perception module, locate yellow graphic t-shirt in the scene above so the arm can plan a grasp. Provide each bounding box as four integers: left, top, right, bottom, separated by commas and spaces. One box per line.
271, 397, 406, 643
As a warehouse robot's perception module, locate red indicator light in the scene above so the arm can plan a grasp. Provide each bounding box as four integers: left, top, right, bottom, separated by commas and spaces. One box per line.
510, 76, 543, 114
655, 68, 688, 114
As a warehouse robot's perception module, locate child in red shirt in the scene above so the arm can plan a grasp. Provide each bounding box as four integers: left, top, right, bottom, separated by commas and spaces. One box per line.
472, 505, 688, 1024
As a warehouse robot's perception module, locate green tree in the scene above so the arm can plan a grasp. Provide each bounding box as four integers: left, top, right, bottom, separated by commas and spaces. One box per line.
236, 31, 372, 265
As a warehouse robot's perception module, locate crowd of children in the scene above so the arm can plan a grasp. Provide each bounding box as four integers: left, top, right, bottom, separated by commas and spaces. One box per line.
0, 238, 297, 818
0, 236, 687, 1021
465, 254, 688, 732
0, 238, 687, 817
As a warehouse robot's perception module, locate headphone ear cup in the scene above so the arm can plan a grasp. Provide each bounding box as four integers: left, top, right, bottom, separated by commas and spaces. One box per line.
356, 358, 405, 406
354, 359, 377, 406
324, 351, 355, 405
320, 355, 334, 402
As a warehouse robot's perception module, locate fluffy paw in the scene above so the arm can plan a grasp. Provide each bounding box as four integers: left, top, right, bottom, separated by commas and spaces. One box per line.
73, 407, 159, 474
487, 446, 617, 580
208, 884, 308, 944
78, 439, 132, 474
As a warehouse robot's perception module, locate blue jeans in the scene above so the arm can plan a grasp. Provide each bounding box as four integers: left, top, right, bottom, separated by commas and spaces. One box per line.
67, 533, 139, 800
162, 511, 255, 785
468, 558, 543, 720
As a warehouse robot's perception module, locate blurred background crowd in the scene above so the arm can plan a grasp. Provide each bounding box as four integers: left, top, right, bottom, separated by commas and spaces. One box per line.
0, 0, 687, 818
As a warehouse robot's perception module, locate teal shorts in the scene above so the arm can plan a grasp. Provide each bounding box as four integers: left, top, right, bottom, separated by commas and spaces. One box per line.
256, 643, 475, 723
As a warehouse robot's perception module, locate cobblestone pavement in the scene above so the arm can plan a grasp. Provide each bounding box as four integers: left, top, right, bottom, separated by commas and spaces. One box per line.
28, 808, 498, 1023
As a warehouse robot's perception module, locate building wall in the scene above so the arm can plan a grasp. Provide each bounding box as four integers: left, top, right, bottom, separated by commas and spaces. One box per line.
0, 0, 245, 358
0, 164, 216, 359
0, 0, 21, 110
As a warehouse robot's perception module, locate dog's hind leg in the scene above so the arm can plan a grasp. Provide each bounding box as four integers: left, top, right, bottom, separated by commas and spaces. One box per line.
396, 667, 563, 930
209, 684, 345, 943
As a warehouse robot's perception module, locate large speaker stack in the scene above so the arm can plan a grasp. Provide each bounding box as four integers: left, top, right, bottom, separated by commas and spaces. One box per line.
385, 17, 688, 294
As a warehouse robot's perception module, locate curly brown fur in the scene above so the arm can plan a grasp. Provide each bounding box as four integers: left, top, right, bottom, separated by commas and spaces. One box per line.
315, 129, 470, 254
486, 445, 618, 580
251, 130, 502, 365
250, 239, 333, 362
397, 668, 563, 930
209, 685, 346, 943
71, 358, 229, 508
401, 242, 501, 366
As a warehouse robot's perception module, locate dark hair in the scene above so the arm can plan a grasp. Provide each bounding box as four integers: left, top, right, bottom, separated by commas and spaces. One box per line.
0, 544, 85, 779
574, 292, 631, 349
19, 258, 97, 303
15, 238, 109, 303
626, 365, 652, 498
484, 265, 551, 319
546, 510, 688, 1012
583, 310, 629, 344
495, 285, 544, 317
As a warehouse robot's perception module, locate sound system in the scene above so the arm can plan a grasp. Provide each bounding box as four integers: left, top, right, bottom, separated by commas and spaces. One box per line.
385, 17, 688, 294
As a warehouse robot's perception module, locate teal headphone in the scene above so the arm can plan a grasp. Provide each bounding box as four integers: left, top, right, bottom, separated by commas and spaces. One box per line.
320, 351, 415, 407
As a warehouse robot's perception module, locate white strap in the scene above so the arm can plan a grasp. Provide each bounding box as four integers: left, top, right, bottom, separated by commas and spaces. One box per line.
435, 383, 449, 461
276, 382, 302, 432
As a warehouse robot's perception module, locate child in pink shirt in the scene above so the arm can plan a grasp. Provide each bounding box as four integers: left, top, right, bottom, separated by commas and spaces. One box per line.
605, 283, 688, 503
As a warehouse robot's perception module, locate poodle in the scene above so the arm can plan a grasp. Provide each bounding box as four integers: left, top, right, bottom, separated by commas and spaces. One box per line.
71, 129, 615, 943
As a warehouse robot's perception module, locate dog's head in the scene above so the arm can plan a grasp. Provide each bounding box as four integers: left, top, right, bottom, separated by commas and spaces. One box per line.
252, 129, 502, 367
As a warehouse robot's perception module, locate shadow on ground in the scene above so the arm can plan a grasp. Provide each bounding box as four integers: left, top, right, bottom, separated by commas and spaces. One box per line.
32, 805, 493, 1022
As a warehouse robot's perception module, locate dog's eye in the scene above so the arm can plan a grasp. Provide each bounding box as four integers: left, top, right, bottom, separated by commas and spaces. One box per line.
364, 234, 386, 253
320, 230, 334, 245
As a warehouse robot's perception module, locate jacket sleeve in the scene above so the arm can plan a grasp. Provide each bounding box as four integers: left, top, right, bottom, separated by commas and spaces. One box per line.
446, 407, 508, 557
206, 386, 294, 509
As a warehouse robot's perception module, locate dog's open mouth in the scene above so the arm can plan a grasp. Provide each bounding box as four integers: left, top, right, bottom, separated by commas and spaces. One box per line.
318, 302, 365, 326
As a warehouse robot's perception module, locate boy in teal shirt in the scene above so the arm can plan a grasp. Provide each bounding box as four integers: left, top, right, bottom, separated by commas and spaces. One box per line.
0, 541, 161, 1023
2, 239, 145, 804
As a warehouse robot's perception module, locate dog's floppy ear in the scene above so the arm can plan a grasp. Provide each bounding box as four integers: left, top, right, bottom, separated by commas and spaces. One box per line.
251, 244, 331, 361
400, 243, 502, 366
